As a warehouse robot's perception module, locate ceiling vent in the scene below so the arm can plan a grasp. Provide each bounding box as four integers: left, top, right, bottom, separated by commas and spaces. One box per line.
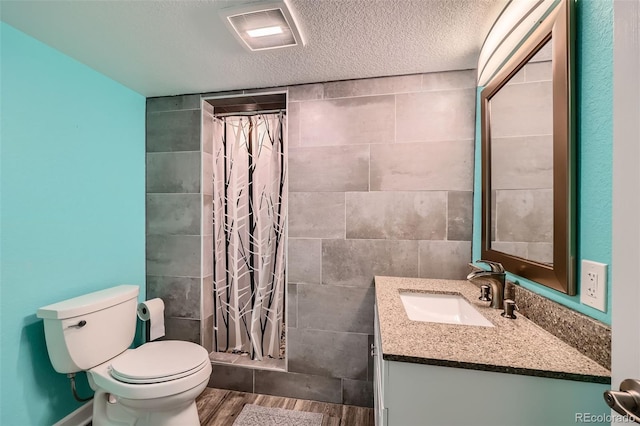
220, 0, 305, 52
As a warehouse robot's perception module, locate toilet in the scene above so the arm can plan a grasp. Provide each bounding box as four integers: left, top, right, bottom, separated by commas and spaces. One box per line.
36, 285, 212, 426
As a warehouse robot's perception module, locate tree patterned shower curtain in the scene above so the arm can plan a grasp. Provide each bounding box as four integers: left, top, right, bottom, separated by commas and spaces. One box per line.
212, 113, 286, 360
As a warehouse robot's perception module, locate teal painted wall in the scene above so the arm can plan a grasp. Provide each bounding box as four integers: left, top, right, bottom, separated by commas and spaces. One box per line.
0, 22, 146, 425
473, 0, 613, 324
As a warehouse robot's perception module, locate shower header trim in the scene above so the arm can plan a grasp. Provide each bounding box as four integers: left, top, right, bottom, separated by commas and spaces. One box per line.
204, 92, 287, 116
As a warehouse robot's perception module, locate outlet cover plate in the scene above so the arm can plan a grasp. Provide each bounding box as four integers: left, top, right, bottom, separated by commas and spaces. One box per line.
580, 260, 607, 312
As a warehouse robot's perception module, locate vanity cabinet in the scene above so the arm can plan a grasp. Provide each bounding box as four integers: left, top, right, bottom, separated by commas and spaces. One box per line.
373, 306, 610, 426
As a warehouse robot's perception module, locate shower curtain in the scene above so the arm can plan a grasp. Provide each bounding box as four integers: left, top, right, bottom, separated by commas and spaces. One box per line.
211, 113, 287, 360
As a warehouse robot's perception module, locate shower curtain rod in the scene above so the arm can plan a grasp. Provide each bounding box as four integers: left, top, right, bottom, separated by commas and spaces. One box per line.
214, 109, 285, 118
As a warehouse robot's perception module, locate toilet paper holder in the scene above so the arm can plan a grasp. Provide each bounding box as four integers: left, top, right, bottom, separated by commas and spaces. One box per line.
137, 298, 166, 342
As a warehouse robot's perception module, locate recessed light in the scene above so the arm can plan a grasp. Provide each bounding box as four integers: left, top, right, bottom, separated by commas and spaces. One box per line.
220, 0, 305, 51
247, 26, 283, 38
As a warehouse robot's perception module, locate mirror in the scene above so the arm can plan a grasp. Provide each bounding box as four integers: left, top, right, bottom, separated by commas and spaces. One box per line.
490, 38, 554, 265
480, 0, 576, 294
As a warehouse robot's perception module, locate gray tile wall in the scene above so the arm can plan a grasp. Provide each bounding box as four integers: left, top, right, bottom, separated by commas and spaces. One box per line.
146, 94, 209, 349
149, 70, 476, 408
284, 70, 475, 407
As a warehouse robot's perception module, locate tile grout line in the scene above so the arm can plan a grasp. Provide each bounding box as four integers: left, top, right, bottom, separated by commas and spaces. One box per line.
252, 368, 256, 393
344, 191, 347, 241
319, 238, 323, 286
417, 238, 421, 278
393, 94, 397, 144
445, 190, 449, 242
368, 144, 371, 193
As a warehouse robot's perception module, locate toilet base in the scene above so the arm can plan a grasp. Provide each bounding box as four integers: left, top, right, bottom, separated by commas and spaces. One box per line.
92, 383, 205, 426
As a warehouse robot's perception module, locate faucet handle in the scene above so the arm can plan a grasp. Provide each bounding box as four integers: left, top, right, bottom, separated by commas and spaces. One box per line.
479, 285, 492, 302
501, 299, 519, 319
475, 260, 505, 273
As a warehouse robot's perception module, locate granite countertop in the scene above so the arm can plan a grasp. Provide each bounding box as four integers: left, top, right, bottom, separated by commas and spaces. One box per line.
375, 276, 611, 384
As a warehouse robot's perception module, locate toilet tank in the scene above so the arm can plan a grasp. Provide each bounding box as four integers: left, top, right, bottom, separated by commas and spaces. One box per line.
37, 285, 139, 374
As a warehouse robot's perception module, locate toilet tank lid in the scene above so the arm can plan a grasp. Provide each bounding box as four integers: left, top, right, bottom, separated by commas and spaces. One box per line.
37, 285, 140, 319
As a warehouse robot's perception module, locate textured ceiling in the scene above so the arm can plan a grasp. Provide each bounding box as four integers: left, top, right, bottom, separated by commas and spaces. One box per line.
0, 0, 507, 97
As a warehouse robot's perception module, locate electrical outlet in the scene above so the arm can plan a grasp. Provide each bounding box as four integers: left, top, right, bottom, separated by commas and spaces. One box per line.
580, 260, 607, 312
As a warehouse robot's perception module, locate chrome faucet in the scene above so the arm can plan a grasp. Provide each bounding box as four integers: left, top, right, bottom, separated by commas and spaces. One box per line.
467, 260, 506, 309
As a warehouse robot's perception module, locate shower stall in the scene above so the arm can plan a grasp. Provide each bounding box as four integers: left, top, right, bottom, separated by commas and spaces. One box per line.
206, 94, 287, 362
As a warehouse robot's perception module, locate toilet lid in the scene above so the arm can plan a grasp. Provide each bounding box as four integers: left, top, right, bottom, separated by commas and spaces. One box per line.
110, 341, 209, 384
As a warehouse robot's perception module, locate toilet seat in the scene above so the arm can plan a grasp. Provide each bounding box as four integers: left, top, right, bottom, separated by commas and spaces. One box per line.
88, 340, 212, 400
110, 341, 208, 384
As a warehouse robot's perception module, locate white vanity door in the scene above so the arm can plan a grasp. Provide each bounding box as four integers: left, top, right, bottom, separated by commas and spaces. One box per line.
611, 1, 640, 425
374, 306, 388, 426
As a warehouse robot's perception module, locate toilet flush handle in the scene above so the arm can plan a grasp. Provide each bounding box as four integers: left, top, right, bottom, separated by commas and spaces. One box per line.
66, 320, 87, 329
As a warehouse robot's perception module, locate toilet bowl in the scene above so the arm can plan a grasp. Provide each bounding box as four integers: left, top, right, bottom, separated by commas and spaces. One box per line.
89, 341, 212, 426
36, 285, 212, 426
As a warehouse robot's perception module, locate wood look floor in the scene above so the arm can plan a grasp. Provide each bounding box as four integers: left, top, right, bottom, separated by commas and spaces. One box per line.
196, 387, 375, 426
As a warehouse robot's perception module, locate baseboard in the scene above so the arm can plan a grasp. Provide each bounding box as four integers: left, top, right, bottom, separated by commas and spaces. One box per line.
53, 401, 93, 426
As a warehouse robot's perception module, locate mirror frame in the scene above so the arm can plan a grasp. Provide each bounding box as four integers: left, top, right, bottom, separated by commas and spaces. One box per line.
480, 0, 576, 294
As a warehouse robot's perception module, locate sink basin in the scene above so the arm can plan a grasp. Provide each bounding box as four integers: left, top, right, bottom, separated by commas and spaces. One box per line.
399, 292, 494, 327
